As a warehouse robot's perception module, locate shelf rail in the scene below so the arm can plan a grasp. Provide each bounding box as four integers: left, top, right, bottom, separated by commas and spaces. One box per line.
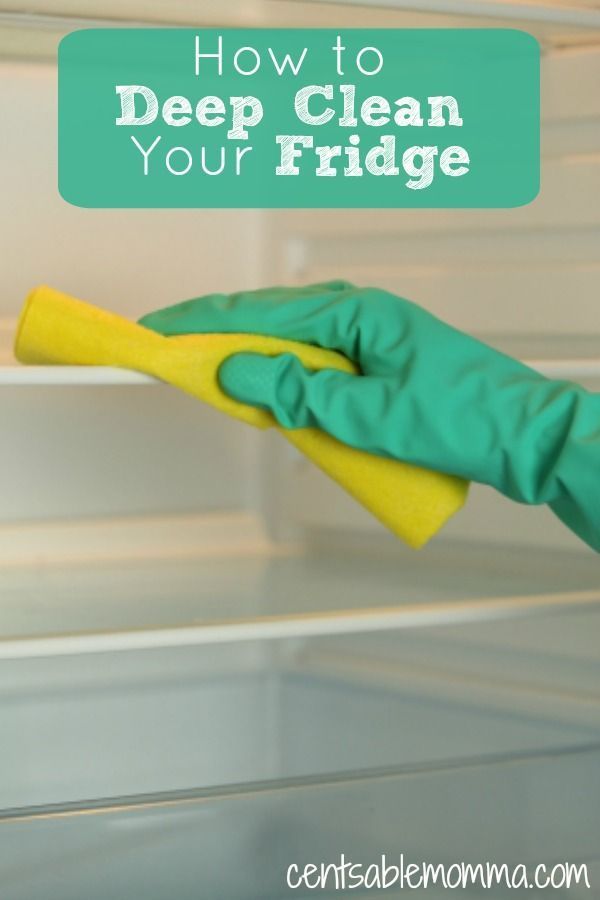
0, 588, 598, 660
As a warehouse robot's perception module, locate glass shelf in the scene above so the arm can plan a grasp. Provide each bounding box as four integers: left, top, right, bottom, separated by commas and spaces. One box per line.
0, 542, 598, 658
2, 598, 600, 804
2, 741, 599, 898
0, 544, 598, 886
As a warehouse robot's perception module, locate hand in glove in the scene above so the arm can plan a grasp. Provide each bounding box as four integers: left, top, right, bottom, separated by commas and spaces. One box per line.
140, 281, 600, 552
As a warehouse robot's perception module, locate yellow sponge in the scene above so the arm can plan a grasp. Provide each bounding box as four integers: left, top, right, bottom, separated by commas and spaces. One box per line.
14, 285, 468, 547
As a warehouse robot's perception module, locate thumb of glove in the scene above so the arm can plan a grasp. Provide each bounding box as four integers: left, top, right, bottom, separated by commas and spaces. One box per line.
219, 352, 313, 429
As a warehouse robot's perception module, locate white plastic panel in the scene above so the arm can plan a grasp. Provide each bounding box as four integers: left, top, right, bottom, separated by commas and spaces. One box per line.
0, 386, 258, 522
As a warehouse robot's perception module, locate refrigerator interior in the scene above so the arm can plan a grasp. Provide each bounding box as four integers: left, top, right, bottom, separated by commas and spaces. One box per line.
2, 608, 600, 898
0, 0, 599, 897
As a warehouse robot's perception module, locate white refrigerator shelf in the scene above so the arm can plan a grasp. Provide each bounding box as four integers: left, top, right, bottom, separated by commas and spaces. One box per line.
1, 358, 600, 385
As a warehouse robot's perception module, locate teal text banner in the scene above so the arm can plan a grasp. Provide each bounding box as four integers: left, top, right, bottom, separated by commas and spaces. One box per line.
58, 28, 540, 208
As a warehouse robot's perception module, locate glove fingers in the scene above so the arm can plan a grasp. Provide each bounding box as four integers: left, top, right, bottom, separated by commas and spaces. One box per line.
219, 351, 398, 454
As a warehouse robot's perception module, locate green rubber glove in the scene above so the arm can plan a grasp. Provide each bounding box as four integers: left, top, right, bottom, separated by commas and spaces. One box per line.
140, 281, 600, 552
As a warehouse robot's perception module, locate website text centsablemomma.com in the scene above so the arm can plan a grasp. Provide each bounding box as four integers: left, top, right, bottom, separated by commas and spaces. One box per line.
286, 854, 591, 891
